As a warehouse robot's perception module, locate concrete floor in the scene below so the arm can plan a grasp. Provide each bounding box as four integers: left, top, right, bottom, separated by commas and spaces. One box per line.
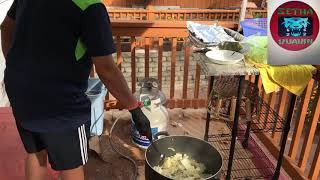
0, 108, 290, 180
86, 109, 290, 180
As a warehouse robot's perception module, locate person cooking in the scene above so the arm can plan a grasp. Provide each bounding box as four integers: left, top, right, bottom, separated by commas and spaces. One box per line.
0, 0, 152, 179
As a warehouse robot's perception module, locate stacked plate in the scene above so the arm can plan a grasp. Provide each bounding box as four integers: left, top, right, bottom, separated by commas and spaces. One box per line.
205, 49, 244, 65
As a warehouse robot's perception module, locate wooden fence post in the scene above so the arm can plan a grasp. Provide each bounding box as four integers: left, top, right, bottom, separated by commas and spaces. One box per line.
238, 0, 248, 32
146, 4, 155, 20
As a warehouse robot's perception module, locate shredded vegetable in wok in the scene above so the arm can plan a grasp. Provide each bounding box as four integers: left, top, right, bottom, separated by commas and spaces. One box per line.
153, 153, 212, 180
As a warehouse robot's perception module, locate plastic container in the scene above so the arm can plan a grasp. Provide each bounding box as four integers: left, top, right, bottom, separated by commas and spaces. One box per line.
86, 78, 107, 136
240, 18, 267, 37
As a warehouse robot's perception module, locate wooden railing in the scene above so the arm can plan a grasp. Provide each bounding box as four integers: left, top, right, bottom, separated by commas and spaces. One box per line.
250, 9, 268, 18
97, 20, 236, 109
252, 73, 320, 180
108, 9, 150, 20
108, 9, 240, 21
108, 9, 242, 48
93, 20, 319, 179
108, 9, 267, 21
104, 0, 264, 9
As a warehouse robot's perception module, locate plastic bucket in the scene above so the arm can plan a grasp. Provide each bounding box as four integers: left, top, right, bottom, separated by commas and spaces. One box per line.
240, 18, 267, 37
86, 79, 107, 136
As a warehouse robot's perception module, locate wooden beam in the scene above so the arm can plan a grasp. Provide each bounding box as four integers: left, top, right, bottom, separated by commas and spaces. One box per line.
146, 4, 155, 19
298, 86, 320, 172
146, 3, 154, 10
288, 80, 314, 160
194, 64, 201, 99
111, 20, 238, 37
130, 36, 136, 92
272, 89, 288, 142
308, 139, 320, 180
111, 27, 188, 38
145, 37, 150, 77
158, 37, 164, 90
170, 38, 177, 99
162, 99, 208, 109
108, 9, 240, 14
116, 36, 122, 68
238, 0, 248, 31
313, 65, 320, 81
182, 38, 190, 99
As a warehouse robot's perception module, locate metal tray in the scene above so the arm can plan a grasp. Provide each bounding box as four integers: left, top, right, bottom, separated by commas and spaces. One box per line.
188, 28, 245, 48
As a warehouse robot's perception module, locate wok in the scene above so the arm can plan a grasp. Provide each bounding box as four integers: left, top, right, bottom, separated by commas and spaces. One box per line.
145, 132, 223, 180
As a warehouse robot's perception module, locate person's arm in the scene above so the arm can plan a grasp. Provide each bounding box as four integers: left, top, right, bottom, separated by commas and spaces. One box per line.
81, 4, 138, 109
93, 55, 152, 140
92, 55, 137, 109
80, 3, 152, 139
1, 0, 17, 57
1, 16, 14, 57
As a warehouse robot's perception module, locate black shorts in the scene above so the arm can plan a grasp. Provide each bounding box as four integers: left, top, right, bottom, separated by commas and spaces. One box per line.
16, 121, 91, 171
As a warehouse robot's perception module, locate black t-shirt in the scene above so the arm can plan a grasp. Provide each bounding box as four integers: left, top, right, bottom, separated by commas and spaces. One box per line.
4, 0, 116, 132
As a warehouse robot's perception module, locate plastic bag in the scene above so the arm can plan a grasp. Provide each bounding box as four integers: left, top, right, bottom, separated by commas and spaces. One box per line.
245, 35, 267, 48
242, 35, 268, 64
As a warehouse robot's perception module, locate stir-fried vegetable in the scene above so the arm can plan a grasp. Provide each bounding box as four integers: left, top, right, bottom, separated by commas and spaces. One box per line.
153, 153, 212, 180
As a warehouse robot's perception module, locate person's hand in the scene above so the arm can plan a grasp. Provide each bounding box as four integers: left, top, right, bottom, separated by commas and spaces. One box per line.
129, 107, 152, 141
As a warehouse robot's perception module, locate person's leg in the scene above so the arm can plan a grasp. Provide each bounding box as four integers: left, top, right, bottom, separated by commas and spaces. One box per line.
60, 166, 84, 180
15, 121, 47, 180
25, 150, 48, 180
43, 121, 91, 180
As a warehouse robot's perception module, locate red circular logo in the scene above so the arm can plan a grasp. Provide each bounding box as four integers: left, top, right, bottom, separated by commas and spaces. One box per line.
270, 1, 319, 51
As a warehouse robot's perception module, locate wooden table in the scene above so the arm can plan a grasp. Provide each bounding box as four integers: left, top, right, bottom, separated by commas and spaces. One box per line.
194, 52, 296, 180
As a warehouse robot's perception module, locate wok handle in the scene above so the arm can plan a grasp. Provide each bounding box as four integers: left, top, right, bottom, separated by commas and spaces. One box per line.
153, 131, 170, 140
